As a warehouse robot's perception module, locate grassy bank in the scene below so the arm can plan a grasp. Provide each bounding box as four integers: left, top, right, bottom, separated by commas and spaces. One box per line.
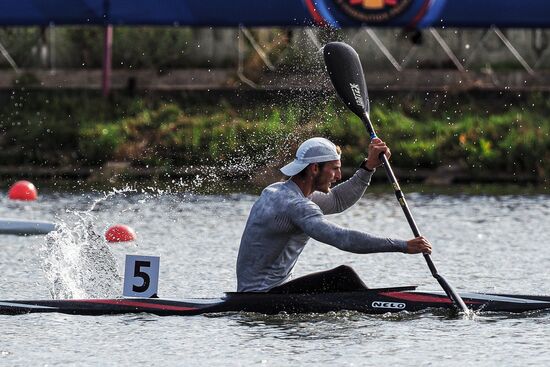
1, 91, 549, 182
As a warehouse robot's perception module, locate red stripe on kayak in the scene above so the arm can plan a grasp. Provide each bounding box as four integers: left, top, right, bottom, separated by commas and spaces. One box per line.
381, 292, 482, 305
73, 299, 198, 311
304, 0, 329, 27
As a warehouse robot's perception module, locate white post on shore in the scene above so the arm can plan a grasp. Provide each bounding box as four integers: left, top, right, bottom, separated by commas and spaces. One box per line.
102, 24, 113, 97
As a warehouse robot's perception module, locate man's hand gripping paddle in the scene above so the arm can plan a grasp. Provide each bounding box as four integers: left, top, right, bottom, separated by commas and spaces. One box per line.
323, 41, 470, 314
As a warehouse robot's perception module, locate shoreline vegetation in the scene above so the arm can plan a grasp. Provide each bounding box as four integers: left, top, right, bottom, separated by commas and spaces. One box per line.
0, 90, 548, 189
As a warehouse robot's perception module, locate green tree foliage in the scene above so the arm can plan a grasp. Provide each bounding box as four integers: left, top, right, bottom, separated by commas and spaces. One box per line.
1, 93, 548, 180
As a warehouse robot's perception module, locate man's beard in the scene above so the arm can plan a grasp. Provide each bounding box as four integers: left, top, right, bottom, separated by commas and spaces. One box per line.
313, 172, 330, 193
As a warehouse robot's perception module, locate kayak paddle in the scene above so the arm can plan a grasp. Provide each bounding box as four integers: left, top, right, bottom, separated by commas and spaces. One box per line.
322, 41, 470, 314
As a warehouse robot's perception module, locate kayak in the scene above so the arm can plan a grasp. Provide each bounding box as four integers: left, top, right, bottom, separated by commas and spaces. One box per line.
0, 218, 56, 235
1, 286, 550, 316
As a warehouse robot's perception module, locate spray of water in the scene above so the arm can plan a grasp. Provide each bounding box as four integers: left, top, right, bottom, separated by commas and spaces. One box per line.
40, 186, 137, 299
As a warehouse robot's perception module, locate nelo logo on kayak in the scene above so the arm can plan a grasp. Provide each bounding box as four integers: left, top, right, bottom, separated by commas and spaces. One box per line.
372, 301, 406, 309
349, 83, 365, 108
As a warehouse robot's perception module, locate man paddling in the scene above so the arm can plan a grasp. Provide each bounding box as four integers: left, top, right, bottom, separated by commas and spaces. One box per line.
236, 137, 432, 292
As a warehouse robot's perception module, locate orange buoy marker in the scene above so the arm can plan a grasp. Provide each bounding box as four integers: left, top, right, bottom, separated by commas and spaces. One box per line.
8, 180, 38, 201
105, 224, 136, 243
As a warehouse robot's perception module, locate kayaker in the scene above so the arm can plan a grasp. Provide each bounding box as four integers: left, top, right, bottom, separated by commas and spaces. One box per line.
236, 137, 432, 292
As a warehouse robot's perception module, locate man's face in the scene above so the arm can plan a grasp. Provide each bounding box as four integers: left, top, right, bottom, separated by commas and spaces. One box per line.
313, 160, 342, 193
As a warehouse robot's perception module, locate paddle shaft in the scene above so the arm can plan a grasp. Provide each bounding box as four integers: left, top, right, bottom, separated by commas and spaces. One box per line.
360, 111, 470, 313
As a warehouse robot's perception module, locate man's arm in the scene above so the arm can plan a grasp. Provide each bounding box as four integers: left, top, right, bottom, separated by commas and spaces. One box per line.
292, 200, 407, 254
312, 137, 391, 215
311, 168, 374, 215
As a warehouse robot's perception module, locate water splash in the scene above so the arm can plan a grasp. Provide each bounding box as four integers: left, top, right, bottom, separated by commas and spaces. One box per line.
89, 185, 138, 211
40, 186, 137, 299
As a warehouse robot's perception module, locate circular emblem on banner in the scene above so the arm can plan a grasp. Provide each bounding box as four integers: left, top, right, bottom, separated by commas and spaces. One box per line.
333, 0, 414, 23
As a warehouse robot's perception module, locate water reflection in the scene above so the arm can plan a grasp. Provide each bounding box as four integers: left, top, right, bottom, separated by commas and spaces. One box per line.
225, 309, 464, 341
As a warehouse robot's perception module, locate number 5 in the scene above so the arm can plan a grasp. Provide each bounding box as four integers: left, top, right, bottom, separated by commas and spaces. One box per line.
132, 261, 151, 292
123, 255, 160, 298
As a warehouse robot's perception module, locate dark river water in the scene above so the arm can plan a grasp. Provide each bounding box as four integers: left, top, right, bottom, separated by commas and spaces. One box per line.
0, 184, 549, 366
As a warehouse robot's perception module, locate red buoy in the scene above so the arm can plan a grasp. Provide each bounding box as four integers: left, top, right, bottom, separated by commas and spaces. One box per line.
105, 224, 136, 242
8, 180, 38, 201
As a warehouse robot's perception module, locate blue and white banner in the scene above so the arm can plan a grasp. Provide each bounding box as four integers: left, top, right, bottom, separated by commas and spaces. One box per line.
0, 0, 549, 28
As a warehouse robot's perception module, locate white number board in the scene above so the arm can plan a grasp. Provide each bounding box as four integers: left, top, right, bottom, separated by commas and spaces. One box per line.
123, 255, 160, 298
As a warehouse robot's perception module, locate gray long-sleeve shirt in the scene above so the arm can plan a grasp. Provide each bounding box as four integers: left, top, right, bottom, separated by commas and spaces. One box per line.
236, 168, 408, 292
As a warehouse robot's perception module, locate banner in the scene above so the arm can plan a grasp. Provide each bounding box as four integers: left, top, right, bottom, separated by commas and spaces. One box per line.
0, 0, 549, 28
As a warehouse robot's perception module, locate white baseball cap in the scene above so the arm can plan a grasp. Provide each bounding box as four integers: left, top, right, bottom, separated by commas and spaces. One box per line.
280, 137, 341, 177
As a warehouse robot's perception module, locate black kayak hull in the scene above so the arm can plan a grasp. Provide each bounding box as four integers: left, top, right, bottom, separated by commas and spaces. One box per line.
1, 287, 550, 316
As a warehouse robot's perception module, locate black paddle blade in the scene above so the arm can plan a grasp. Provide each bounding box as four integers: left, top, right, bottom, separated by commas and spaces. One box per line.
323, 42, 370, 117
